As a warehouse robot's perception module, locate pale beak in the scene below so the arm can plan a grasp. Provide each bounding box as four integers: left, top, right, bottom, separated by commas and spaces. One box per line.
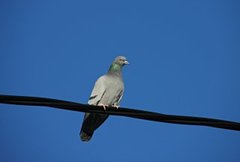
124, 60, 130, 65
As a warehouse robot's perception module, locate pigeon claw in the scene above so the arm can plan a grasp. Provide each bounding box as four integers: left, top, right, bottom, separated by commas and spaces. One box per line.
98, 104, 108, 111
112, 104, 120, 109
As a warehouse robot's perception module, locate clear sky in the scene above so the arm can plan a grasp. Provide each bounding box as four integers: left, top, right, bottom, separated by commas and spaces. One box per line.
0, 0, 240, 162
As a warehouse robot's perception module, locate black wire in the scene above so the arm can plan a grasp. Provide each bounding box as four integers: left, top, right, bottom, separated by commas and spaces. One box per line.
0, 94, 240, 131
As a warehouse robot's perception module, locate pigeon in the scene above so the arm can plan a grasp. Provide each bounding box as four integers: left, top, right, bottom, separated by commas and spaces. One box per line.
80, 56, 129, 142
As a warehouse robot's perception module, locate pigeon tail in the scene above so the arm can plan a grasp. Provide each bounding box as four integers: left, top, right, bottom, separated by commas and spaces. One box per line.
80, 131, 93, 142
80, 113, 108, 142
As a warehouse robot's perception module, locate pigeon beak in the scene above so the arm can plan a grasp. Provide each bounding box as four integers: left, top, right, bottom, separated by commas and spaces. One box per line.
124, 60, 130, 65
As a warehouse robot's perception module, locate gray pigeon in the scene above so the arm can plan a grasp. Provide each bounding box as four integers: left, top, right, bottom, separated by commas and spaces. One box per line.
80, 56, 129, 142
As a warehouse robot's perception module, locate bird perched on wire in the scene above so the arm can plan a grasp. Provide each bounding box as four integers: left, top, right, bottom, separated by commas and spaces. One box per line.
80, 56, 129, 142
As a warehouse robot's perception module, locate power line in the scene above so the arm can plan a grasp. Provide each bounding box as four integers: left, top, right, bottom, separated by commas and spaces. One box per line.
0, 94, 240, 131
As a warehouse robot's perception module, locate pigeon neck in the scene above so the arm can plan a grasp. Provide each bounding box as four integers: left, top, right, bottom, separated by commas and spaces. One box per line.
108, 63, 122, 75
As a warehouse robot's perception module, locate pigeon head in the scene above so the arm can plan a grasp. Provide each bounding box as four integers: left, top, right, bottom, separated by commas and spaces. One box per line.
108, 56, 129, 73
113, 56, 129, 66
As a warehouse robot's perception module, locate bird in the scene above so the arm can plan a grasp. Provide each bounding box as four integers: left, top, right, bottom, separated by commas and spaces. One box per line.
80, 56, 129, 142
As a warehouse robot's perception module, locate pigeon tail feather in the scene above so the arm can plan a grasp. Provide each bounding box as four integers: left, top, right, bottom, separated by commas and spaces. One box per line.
80, 131, 93, 142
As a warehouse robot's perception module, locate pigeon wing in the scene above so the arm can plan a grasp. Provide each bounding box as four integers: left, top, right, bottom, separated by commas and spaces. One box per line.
88, 75, 106, 105
80, 75, 108, 141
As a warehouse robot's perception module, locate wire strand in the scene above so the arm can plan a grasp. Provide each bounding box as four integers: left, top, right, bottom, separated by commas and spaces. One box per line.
0, 94, 240, 131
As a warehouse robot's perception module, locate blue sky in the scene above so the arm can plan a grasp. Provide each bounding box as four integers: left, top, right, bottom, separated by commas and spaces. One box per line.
0, 0, 240, 162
